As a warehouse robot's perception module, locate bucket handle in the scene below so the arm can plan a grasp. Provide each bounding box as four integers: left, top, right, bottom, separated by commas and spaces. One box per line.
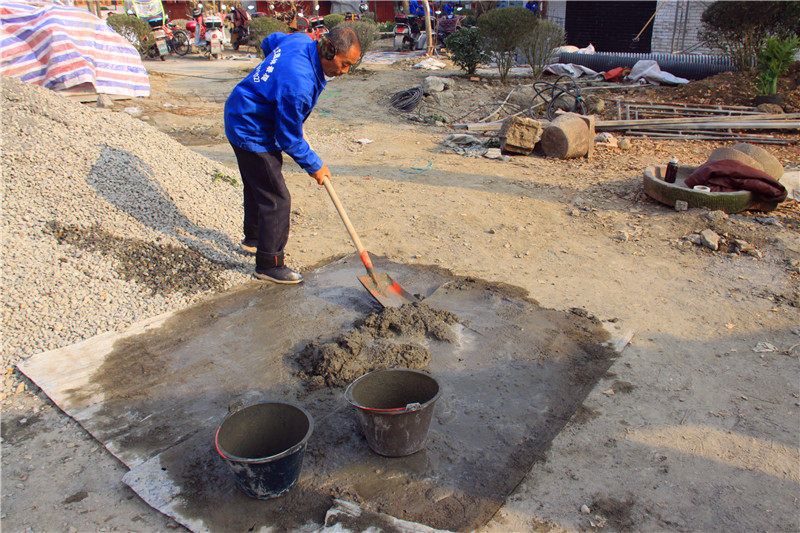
365, 402, 423, 413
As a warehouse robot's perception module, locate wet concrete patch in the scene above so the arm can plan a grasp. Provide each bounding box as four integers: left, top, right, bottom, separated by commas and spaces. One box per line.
19, 256, 617, 532
0, 413, 44, 446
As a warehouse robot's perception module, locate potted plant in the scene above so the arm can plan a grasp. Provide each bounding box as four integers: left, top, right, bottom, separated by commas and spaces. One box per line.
754, 34, 800, 106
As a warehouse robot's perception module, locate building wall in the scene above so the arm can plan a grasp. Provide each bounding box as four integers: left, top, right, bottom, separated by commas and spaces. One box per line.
543, 0, 718, 55
543, 0, 566, 27
650, 0, 715, 54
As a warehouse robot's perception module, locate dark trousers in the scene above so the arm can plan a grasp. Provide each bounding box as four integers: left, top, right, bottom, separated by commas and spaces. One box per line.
231, 144, 290, 269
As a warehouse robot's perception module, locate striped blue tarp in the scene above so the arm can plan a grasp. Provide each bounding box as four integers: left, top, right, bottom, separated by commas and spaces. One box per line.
0, 1, 150, 96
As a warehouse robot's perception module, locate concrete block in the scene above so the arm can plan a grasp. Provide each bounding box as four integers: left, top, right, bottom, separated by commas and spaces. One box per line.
499, 116, 544, 155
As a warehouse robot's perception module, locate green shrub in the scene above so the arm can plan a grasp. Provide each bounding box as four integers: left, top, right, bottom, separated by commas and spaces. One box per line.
459, 9, 477, 27
756, 35, 800, 95
378, 21, 395, 32
477, 6, 537, 84
339, 20, 379, 71
520, 19, 565, 79
699, 1, 800, 72
324, 14, 345, 30
248, 17, 290, 58
107, 14, 154, 56
445, 27, 488, 76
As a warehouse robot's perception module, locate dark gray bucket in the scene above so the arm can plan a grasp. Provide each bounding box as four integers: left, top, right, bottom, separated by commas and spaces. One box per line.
345, 368, 441, 457
214, 401, 313, 499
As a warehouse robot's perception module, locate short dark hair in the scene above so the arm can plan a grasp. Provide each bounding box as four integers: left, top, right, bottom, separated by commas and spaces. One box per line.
328, 26, 360, 55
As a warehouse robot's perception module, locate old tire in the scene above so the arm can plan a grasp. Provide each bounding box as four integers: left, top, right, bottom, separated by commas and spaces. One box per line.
643, 165, 752, 213
732, 143, 784, 180
707, 147, 765, 173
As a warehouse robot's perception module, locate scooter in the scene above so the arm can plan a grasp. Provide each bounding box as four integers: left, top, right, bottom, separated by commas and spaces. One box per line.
200, 14, 225, 59
186, 6, 205, 51
393, 13, 426, 51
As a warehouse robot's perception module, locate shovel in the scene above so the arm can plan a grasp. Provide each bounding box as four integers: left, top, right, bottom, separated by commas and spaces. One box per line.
322, 177, 414, 308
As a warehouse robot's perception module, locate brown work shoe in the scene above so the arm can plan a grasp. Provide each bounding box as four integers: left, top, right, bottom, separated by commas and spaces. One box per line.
241, 239, 257, 254
254, 266, 303, 284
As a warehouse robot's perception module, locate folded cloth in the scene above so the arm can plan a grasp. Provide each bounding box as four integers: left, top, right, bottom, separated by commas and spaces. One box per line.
685, 159, 788, 204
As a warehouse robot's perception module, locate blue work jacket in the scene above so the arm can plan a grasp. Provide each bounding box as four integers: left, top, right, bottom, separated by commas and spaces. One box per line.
224, 32, 326, 174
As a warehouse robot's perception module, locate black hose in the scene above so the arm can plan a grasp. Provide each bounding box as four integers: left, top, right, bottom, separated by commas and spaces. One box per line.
557, 51, 736, 80
528, 75, 586, 121
390, 86, 424, 112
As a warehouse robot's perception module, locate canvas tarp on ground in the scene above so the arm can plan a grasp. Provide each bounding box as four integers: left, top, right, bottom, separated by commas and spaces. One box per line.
0, 2, 150, 97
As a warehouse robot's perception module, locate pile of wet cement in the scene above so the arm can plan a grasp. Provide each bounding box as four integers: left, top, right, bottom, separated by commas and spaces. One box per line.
296, 302, 459, 388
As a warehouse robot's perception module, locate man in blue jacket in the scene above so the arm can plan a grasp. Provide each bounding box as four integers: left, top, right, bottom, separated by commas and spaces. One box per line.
225, 27, 360, 284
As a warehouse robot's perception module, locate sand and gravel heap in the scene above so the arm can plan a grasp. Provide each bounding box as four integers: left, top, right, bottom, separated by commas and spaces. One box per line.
1, 75, 250, 365
296, 302, 460, 388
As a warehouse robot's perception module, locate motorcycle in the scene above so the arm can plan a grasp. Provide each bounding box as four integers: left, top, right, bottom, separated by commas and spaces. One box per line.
294, 5, 328, 41
393, 13, 426, 51
230, 22, 249, 50
144, 15, 169, 60
344, 2, 368, 22
228, 6, 252, 50
308, 13, 328, 40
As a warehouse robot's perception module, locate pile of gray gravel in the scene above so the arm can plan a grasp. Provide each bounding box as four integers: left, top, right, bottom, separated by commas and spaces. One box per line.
1, 75, 252, 365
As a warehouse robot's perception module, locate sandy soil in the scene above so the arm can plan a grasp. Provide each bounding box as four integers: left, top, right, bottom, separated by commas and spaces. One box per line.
2, 43, 799, 533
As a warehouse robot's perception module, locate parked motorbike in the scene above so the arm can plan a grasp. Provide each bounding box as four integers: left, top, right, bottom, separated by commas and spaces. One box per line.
228, 6, 252, 50
230, 23, 249, 50
186, 6, 205, 51
393, 13, 426, 51
144, 15, 169, 60
344, 2, 369, 22
294, 5, 328, 41
308, 13, 328, 40
200, 14, 225, 59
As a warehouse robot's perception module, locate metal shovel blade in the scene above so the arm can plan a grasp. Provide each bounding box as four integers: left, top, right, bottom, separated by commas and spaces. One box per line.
358, 272, 415, 308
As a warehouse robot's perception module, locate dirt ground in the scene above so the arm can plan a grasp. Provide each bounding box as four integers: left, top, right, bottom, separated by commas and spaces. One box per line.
2, 40, 799, 533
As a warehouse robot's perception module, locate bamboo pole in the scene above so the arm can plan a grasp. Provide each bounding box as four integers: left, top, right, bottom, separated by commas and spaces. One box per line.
608, 121, 800, 131
624, 131, 791, 145
421, 0, 434, 55
598, 113, 800, 128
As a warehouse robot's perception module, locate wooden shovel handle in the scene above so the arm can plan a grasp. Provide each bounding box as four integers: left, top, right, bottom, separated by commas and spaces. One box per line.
322, 177, 377, 278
